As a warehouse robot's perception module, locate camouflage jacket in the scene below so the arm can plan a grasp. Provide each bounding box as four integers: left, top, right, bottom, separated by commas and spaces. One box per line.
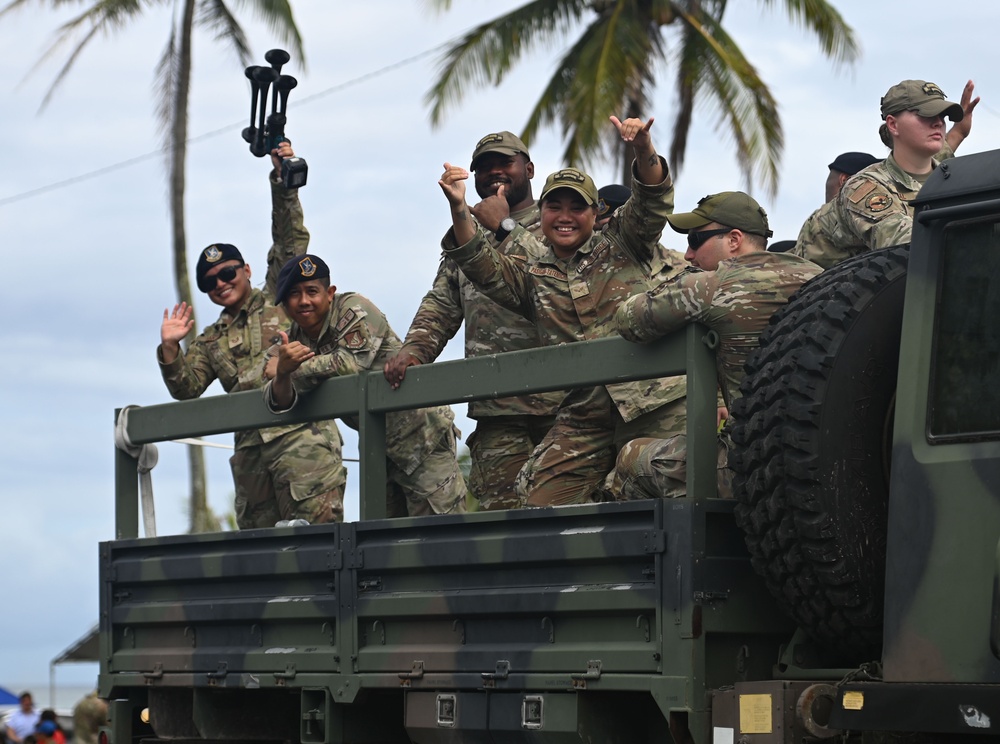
158, 174, 310, 448
444, 162, 687, 423
278, 292, 457, 476
615, 252, 822, 409
399, 203, 564, 419
793, 144, 955, 268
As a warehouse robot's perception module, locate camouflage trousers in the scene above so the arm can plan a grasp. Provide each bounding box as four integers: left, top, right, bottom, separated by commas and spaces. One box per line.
467, 414, 556, 510
231, 420, 347, 529
384, 423, 468, 518
515, 386, 687, 507
607, 432, 734, 501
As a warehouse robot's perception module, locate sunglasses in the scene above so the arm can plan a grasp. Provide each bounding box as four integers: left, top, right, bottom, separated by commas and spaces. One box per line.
199, 264, 241, 292
687, 228, 732, 250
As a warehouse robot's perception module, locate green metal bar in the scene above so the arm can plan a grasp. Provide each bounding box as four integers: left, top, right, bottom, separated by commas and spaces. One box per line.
357, 373, 387, 520
117, 327, 716, 524
114, 408, 140, 540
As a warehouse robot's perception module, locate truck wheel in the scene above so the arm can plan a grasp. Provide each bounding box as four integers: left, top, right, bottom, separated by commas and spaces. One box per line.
728, 245, 909, 662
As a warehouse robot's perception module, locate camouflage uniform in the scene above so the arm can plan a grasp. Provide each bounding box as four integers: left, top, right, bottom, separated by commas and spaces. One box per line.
792, 144, 954, 269
399, 202, 562, 510
444, 162, 688, 507
267, 292, 467, 517
158, 174, 347, 528
72, 693, 108, 744
611, 251, 822, 499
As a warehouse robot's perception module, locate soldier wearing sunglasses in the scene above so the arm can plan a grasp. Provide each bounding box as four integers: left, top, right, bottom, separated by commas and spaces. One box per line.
438, 115, 688, 508
610, 191, 822, 501
156, 142, 347, 529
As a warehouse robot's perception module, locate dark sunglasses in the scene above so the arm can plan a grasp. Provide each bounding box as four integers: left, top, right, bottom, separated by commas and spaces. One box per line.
199, 264, 241, 292
687, 228, 732, 250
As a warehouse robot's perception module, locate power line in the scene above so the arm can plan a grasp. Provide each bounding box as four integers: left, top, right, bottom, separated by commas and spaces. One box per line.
0, 43, 445, 208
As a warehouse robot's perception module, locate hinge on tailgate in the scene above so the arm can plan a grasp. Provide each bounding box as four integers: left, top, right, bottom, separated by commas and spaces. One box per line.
346, 548, 364, 569
206, 662, 228, 685
571, 660, 602, 689
398, 661, 424, 686
142, 663, 163, 682
642, 530, 666, 554
274, 664, 297, 685
482, 660, 510, 688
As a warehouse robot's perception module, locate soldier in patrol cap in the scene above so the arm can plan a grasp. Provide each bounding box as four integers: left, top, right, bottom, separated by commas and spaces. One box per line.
793, 79, 979, 269
437, 115, 689, 507
158, 142, 347, 529
266, 254, 467, 518
610, 191, 822, 500
385, 129, 563, 511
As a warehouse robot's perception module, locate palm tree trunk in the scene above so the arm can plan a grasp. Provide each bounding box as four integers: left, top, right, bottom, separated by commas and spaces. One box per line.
172, 0, 217, 534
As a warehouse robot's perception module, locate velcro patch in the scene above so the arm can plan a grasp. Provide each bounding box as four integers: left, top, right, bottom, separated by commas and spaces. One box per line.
848, 180, 877, 204
336, 309, 357, 332
865, 194, 893, 213
344, 330, 365, 350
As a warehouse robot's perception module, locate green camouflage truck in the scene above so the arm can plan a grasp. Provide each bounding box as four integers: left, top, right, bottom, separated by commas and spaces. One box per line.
101, 148, 1000, 744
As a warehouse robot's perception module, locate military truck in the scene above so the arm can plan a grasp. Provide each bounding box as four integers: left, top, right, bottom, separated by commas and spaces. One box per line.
100, 148, 1000, 744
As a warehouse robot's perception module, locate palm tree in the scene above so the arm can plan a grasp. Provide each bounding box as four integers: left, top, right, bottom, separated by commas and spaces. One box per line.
426, 0, 858, 195
1, 0, 304, 532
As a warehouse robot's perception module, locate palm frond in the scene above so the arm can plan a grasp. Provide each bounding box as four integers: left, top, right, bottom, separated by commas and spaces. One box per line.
425, 0, 591, 126
672, 4, 783, 197
756, 0, 859, 65
196, 0, 251, 66
225, 0, 305, 67
153, 25, 179, 152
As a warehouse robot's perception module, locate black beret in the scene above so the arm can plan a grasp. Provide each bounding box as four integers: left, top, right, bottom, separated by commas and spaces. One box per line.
195, 243, 245, 292
597, 184, 631, 217
828, 152, 880, 176
275, 254, 331, 304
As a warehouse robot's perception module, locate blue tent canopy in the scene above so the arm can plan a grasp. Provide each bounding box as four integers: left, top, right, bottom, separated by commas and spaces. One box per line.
0, 686, 20, 706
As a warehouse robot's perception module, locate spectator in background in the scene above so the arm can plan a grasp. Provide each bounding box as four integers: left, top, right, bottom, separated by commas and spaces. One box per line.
5, 692, 39, 744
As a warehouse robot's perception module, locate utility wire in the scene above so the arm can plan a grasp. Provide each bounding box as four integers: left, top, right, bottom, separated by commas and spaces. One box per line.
0, 43, 445, 208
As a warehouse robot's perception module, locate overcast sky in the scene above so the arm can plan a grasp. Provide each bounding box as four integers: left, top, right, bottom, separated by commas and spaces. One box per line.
1, 0, 997, 696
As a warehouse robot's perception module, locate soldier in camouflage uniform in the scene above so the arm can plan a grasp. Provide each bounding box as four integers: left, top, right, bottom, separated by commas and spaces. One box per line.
384, 132, 562, 511
611, 191, 822, 500
790, 152, 880, 268
158, 143, 346, 529
792, 79, 978, 269
438, 115, 688, 507
265, 254, 466, 517
72, 693, 107, 744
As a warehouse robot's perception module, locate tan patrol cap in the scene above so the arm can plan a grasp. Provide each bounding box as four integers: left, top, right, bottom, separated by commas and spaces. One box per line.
880, 80, 964, 121
470, 131, 530, 169
539, 167, 599, 206
666, 191, 773, 238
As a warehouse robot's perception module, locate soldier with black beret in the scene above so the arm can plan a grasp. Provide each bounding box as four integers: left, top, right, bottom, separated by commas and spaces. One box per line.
265, 254, 467, 518
157, 143, 347, 529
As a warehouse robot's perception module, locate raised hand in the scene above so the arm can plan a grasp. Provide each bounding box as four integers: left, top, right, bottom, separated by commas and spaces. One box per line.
610, 115, 655, 148
162, 302, 194, 344
470, 183, 511, 232
438, 162, 469, 207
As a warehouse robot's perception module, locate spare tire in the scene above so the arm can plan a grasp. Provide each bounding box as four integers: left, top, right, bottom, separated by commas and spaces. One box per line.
728, 245, 909, 663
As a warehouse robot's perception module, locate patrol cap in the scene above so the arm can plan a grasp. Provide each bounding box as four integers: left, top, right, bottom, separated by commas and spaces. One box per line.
539, 167, 599, 206
828, 152, 880, 176
275, 254, 331, 304
880, 80, 964, 121
196, 243, 245, 292
666, 191, 773, 238
470, 131, 530, 170
597, 184, 631, 217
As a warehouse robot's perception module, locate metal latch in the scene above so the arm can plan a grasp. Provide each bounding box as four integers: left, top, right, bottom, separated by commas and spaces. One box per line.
482, 660, 511, 686
570, 660, 602, 687
206, 662, 228, 684
358, 577, 382, 592
142, 663, 163, 681
274, 664, 297, 684
399, 660, 425, 684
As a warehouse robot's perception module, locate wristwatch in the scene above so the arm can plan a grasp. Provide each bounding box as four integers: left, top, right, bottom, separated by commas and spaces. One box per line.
495, 217, 517, 242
